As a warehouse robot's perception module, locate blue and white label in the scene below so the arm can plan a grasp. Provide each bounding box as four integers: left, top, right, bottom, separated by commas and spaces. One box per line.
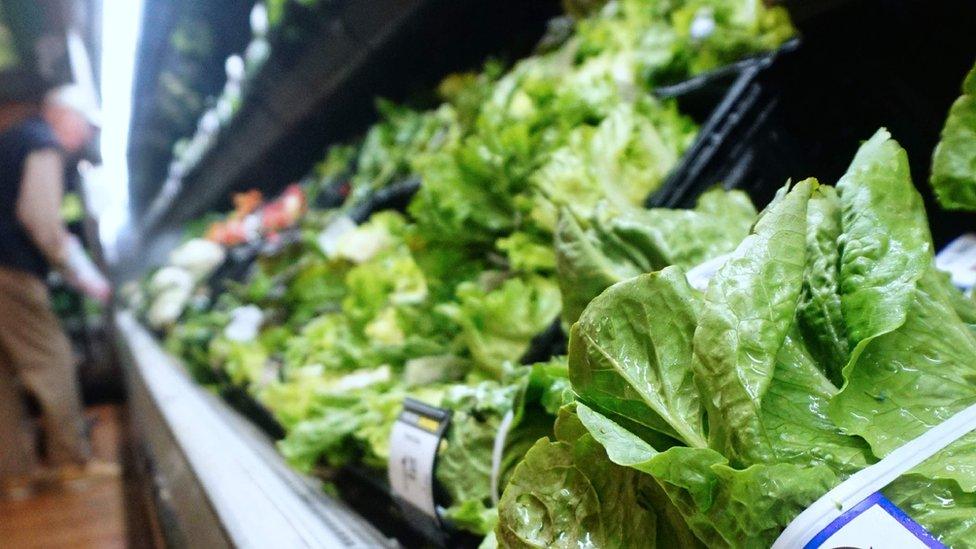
774, 404, 976, 549
806, 492, 945, 549
936, 233, 976, 292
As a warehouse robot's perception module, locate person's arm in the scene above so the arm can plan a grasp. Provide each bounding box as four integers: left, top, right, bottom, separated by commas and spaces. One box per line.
16, 149, 70, 265
17, 149, 110, 302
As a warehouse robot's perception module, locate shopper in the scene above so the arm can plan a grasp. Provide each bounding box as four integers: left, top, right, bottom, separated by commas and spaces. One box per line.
0, 84, 113, 499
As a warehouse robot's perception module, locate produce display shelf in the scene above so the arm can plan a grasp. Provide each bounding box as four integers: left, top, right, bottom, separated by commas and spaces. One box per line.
137, 0, 561, 242
114, 311, 394, 548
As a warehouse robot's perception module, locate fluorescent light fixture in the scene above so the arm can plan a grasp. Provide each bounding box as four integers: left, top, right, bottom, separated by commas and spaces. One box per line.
97, 0, 144, 257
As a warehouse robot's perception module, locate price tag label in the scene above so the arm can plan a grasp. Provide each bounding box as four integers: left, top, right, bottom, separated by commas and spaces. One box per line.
936, 233, 976, 291
686, 253, 732, 291
223, 305, 264, 342
316, 215, 357, 257
805, 492, 945, 549
388, 399, 451, 526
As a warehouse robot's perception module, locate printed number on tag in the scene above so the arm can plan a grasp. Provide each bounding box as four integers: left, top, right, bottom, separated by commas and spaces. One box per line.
387, 400, 450, 520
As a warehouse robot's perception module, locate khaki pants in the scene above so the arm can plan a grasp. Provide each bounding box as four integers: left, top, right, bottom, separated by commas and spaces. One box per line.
0, 266, 90, 479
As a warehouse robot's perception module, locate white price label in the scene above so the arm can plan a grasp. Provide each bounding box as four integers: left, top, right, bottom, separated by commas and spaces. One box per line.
223, 305, 264, 342
686, 253, 732, 291
316, 215, 357, 257
388, 399, 450, 521
806, 492, 945, 549
936, 233, 976, 291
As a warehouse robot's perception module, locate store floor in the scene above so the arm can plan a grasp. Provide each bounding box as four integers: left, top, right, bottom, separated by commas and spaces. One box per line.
0, 405, 125, 549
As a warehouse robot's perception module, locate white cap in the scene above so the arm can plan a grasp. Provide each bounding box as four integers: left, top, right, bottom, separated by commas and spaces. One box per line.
45, 84, 102, 128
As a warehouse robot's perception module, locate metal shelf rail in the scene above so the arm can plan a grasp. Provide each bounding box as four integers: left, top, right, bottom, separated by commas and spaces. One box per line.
114, 311, 395, 548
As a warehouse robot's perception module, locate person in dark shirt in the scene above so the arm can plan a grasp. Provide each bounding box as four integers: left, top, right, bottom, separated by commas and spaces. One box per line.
0, 85, 112, 499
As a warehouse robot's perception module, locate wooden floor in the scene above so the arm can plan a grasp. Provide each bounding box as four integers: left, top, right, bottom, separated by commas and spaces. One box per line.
0, 405, 126, 549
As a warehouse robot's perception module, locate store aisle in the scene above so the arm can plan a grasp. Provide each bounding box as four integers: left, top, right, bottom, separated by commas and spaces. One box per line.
0, 405, 125, 549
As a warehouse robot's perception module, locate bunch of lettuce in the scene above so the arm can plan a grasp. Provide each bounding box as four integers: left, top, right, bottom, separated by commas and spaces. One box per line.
408, 0, 792, 251
497, 130, 976, 547
931, 60, 976, 210
258, 210, 564, 462
146, 0, 797, 540
265, 183, 766, 538
574, 0, 793, 86
555, 186, 755, 324
343, 101, 460, 207
272, 359, 570, 536
408, 87, 698, 272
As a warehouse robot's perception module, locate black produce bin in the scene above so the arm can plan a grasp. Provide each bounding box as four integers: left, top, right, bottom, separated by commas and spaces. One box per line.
653, 0, 976, 247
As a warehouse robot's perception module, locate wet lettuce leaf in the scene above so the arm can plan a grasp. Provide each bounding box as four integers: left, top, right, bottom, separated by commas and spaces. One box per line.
569, 267, 706, 447
930, 61, 976, 210
884, 475, 976, 544
795, 186, 848, 386
692, 179, 813, 465
576, 403, 838, 548
555, 187, 755, 324
496, 405, 699, 548
830, 131, 976, 492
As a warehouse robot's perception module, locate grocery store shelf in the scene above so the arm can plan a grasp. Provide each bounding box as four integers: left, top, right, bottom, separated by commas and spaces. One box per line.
126, 0, 255, 216
114, 311, 395, 548
137, 0, 560, 242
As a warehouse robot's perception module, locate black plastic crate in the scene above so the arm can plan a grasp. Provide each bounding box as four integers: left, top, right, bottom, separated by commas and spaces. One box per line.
652, 0, 976, 247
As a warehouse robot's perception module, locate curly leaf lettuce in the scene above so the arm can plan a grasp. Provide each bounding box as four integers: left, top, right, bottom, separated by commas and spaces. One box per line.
439, 275, 561, 378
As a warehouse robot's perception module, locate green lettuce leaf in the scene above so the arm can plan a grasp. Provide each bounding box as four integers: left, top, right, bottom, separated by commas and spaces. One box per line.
439, 275, 561, 378
835, 128, 932, 349
496, 405, 694, 548
569, 267, 706, 447
795, 186, 848, 385
830, 267, 976, 490
576, 403, 837, 548
555, 188, 755, 323
555, 209, 645, 326
693, 179, 813, 465
930, 61, 976, 210
830, 129, 976, 490
884, 475, 976, 547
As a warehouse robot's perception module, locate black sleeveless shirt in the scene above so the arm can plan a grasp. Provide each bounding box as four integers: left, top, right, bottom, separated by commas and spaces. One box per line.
0, 116, 61, 278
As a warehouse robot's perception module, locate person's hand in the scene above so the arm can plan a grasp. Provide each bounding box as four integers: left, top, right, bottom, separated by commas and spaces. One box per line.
63, 235, 112, 305
74, 268, 111, 304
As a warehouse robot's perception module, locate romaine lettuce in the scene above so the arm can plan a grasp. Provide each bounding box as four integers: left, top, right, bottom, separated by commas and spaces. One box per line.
931, 61, 976, 210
